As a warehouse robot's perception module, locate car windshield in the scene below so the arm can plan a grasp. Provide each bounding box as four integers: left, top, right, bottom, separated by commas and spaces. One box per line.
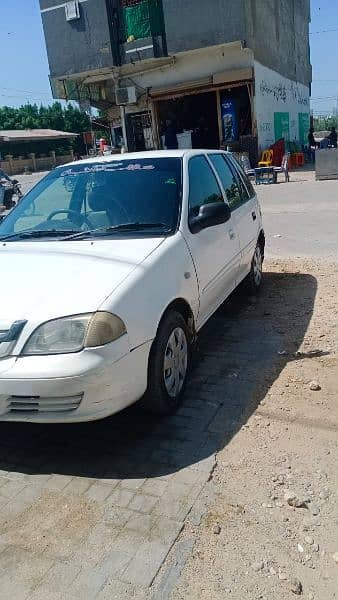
0, 158, 182, 241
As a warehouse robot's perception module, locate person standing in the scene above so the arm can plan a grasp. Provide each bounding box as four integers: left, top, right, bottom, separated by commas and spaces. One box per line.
308, 128, 316, 163
164, 120, 178, 150
329, 126, 338, 148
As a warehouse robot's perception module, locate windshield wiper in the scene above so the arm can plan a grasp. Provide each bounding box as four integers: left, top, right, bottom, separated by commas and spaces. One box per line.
0, 229, 81, 241
62, 223, 171, 240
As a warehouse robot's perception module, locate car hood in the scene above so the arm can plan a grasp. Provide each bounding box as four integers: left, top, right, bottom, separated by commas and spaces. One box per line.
0, 238, 164, 324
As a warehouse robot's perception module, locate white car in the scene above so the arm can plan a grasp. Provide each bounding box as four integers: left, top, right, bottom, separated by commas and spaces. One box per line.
0, 150, 264, 422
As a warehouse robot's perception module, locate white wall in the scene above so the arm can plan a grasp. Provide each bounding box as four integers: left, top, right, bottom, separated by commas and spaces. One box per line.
254, 61, 310, 149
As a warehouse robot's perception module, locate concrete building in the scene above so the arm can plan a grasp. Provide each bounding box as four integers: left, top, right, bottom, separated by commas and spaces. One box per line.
39, 0, 312, 160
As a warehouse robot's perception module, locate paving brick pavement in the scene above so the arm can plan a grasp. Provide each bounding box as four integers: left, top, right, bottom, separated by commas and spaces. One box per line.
0, 269, 314, 598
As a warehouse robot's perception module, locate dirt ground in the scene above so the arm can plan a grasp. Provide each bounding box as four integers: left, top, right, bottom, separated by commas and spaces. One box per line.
171, 258, 338, 600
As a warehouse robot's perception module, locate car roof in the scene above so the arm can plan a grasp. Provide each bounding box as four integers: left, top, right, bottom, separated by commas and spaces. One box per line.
62, 149, 229, 168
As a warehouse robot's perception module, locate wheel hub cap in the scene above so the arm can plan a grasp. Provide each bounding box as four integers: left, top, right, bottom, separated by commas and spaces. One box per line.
164, 327, 188, 398
253, 247, 262, 285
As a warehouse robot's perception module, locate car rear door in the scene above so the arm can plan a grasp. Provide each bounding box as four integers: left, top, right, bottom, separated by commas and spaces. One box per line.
183, 154, 241, 328
209, 153, 260, 283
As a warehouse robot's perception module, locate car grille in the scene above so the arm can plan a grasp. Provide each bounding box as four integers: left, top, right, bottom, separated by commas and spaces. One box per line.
7, 394, 83, 414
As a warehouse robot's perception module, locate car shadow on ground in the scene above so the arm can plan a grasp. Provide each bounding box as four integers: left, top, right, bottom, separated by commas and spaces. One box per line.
0, 271, 319, 481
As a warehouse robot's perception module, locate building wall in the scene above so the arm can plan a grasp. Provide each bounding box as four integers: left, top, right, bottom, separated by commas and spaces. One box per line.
40, 0, 117, 78
254, 61, 310, 149
244, 0, 311, 87
162, 0, 246, 55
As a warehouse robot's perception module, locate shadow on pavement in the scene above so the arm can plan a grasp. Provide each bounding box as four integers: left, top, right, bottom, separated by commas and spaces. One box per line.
0, 271, 318, 480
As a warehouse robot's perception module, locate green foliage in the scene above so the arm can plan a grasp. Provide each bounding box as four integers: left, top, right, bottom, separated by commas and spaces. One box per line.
313, 115, 338, 131
0, 102, 91, 155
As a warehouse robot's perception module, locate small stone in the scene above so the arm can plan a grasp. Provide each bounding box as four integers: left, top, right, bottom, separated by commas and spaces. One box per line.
278, 572, 288, 581
276, 501, 284, 508
262, 503, 274, 509
213, 523, 221, 535
309, 381, 321, 391
285, 491, 308, 509
308, 593, 315, 600
313, 544, 319, 552
311, 505, 320, 516
332, 552, 338, 564
270, 566, 277, 575
305, 536, 314, 546
291, 577, 303, 595
319, 489, 330, 500
298, 544, 304, 553
251, 561, 264, 572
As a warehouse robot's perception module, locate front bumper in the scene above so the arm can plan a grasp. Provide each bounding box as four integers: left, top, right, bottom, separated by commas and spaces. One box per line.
0, 340, 152, 423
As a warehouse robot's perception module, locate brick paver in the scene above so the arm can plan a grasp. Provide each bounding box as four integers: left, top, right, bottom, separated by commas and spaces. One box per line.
0, 276, 286, 598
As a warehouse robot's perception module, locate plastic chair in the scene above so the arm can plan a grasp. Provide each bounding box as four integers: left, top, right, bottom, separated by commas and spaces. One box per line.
273, 154, 290, 182
258, 149, 273, 167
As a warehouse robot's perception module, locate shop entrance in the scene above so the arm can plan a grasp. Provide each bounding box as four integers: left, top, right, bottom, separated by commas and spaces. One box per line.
156, 91, 220, 150
154, 83, 253, 156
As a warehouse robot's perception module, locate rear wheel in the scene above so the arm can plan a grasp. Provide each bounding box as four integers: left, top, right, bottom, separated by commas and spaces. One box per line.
142, 311, 190, 415
245, 244, 263, 293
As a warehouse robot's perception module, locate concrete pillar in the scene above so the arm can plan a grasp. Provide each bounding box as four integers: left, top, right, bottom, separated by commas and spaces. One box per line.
49, 151, 56, 167
6, 155, 13, 175
29, 153, 37, 172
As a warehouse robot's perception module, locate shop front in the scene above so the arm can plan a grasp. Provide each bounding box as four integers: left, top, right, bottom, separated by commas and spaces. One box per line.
149, 71, 257, 164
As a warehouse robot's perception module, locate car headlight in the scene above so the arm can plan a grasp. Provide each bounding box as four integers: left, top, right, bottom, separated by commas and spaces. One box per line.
22, 312, 126, 356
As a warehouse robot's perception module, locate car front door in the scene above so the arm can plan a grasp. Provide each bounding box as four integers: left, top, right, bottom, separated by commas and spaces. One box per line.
209, 153, 260, 283
183, 154, 241, 329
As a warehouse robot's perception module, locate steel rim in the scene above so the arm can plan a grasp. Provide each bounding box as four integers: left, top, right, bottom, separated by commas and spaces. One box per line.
253, 246, 263, 286
163, 327, 188, 398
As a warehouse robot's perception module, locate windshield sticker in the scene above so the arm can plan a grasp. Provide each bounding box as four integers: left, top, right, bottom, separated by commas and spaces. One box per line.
60, 164, 156, 177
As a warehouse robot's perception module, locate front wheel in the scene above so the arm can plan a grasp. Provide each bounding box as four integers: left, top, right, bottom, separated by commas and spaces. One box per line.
245, 244, 264, 293
142, 311, 190, 415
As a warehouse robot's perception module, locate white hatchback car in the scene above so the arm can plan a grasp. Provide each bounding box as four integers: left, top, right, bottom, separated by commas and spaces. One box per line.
0, 150, 264, 422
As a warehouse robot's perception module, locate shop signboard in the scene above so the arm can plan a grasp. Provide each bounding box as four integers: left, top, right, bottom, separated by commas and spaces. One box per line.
221, 97, 238, 142
298, 112, 310, 145
274, 112, 290, 142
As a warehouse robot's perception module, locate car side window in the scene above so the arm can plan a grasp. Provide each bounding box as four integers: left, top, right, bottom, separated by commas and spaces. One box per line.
208, 154, 243, 211
188, 155, 224, 218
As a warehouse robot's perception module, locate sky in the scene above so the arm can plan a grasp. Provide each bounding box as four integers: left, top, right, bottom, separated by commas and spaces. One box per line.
0, 0, 337, 115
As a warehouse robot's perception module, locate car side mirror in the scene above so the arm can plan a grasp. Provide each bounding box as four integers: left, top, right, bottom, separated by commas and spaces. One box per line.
189, 202, 231, 234
12, 179, 18, 184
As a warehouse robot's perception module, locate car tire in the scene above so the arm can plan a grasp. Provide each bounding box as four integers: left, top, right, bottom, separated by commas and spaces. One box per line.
142, 311, 190, 416
245, 243, 264, 294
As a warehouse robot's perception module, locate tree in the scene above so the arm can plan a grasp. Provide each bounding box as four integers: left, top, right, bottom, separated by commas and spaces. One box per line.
0, 102, 91, 154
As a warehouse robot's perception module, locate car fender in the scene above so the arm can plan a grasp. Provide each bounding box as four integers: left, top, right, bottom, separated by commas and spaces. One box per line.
99, 233, 199, 350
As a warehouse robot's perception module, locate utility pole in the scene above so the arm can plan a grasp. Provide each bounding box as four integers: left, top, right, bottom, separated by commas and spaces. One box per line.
120, 104, 128, 152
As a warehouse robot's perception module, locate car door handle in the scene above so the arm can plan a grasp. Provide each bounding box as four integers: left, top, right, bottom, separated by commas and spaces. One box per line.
252, 211, 257, 221
229, 229, 236, 240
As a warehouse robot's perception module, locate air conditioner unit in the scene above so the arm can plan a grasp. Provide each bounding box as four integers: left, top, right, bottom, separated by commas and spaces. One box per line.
65, 0, 80, 21
115, 86, 137, 106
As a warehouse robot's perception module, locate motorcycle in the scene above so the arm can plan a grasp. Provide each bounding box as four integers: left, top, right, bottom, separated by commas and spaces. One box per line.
0, 170, 23, 211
